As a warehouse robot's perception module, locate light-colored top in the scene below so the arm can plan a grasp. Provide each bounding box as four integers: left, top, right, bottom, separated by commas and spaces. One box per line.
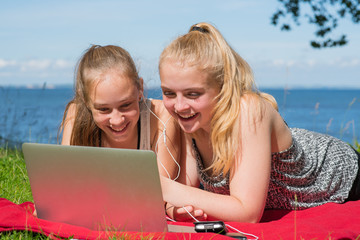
194, 128, 359, 210
139, 99, 151, 150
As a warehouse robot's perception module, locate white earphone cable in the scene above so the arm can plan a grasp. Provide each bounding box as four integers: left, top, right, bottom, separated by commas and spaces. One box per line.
143, 99, 181, 181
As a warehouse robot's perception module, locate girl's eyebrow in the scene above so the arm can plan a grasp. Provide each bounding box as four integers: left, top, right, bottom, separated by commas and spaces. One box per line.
161, 86, 205, 91
92, 95, 138, 106
93, 103, 108, 108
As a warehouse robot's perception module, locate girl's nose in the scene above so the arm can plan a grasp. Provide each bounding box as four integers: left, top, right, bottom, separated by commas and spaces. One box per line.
174, 97, 190, 112
109, 110, 124, 126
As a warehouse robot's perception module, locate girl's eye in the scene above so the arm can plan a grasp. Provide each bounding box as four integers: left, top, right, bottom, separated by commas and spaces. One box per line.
187, 92, 201, 98
97, 108, 109, 113
163, 91, 176, 98
120, 103, 132, 109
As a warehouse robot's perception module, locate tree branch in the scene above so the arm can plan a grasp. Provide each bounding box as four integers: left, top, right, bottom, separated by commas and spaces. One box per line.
271, 0, 360, 48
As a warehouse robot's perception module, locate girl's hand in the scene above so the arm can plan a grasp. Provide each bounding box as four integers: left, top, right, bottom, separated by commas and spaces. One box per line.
33, 208, 37, 217
167, 203, 208, 222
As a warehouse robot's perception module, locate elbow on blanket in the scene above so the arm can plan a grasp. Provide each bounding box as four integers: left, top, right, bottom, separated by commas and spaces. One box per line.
240, 213, 262, 223
227, 209, 263, 223
247, 209, 264, 223
247, 214, 262, 223
222, 198, 265, 222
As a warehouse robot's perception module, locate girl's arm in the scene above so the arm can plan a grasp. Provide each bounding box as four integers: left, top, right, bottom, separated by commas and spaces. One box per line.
152, 100, 208, 220
61, 103, 76, 145
164, 132, 208, 221
161, 97, 274, 222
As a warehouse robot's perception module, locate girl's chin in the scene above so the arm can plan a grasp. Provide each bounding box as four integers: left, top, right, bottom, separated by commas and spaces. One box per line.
106, 131, 133, 145
179, 123, 200, 134
177, 114, 202, 132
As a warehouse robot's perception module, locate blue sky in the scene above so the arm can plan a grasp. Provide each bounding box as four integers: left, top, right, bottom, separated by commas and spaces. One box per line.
0, 0, 359, 89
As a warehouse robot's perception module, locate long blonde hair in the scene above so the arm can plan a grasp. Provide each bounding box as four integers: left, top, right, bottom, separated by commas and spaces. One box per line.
159, 22, 273, 176
59, 45, 141, 146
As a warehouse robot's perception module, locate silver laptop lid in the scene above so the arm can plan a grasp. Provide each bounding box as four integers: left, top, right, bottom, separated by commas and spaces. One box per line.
22, 143, 168, 232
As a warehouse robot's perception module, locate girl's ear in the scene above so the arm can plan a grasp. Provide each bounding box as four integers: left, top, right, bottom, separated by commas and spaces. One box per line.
138, 77, 144, 101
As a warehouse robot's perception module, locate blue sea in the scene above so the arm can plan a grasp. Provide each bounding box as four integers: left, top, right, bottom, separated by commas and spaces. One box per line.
0, 87, 359, 148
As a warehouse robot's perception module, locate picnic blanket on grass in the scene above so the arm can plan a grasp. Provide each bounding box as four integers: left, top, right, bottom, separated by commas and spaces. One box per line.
1, 198, 359, 239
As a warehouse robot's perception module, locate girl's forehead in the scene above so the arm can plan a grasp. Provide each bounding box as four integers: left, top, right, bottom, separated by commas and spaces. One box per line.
89, 70, 139, 101
160, 60, 218, 89
161, 59, 217, 79
88, 67, 133, 87
161, 58, 195, 69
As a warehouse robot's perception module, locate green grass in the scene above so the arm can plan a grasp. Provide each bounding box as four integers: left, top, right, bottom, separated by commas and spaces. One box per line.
0, 147, 53, 239
0, 148, 32, 203
0, 231, 53, 240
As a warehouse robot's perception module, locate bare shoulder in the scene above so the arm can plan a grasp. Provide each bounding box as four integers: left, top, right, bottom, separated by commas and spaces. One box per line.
240, 92, 262, 107
61, 102, 77, 145
150, 99, 165, 111
239, 93, 273, 125
67, 102, 77, 116
150, 99, 173, 121
240, 93, 292, 152
62, 102, 77, 125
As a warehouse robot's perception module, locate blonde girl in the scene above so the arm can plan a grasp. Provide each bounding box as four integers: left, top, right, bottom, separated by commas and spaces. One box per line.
159, 23, 360, 222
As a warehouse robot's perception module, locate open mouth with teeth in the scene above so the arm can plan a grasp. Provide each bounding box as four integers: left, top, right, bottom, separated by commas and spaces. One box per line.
109, 122, 129, 133
177, 112, 199, 121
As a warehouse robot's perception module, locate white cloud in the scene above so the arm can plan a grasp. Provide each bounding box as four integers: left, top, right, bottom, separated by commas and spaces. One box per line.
271, 59, 285, 67
259, 56, 360, 70
340, 58, 360, 68
0, 59, 16, 68
271, 59, 297, 68
53, 59, 74, 69
306, 59, 317, 67
287, 60, 296, 67
13, 59, 74, 72
0, 58, 75, 86
325, 57, 360, 68
20, 59, 52, 72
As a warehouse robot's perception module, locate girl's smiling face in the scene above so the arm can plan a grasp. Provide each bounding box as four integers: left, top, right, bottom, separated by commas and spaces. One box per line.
88, 68, 142, 148
160, 60, 219, 134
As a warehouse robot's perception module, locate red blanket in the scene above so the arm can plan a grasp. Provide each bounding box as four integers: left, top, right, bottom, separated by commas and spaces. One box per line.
1, 198, 359, 239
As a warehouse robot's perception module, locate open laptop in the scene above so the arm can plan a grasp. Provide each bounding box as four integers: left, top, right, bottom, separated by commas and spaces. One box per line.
22, 143, 192, 233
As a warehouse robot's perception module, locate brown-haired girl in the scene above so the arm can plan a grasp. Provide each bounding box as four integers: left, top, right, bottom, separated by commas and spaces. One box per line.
60, 45, 182, 180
